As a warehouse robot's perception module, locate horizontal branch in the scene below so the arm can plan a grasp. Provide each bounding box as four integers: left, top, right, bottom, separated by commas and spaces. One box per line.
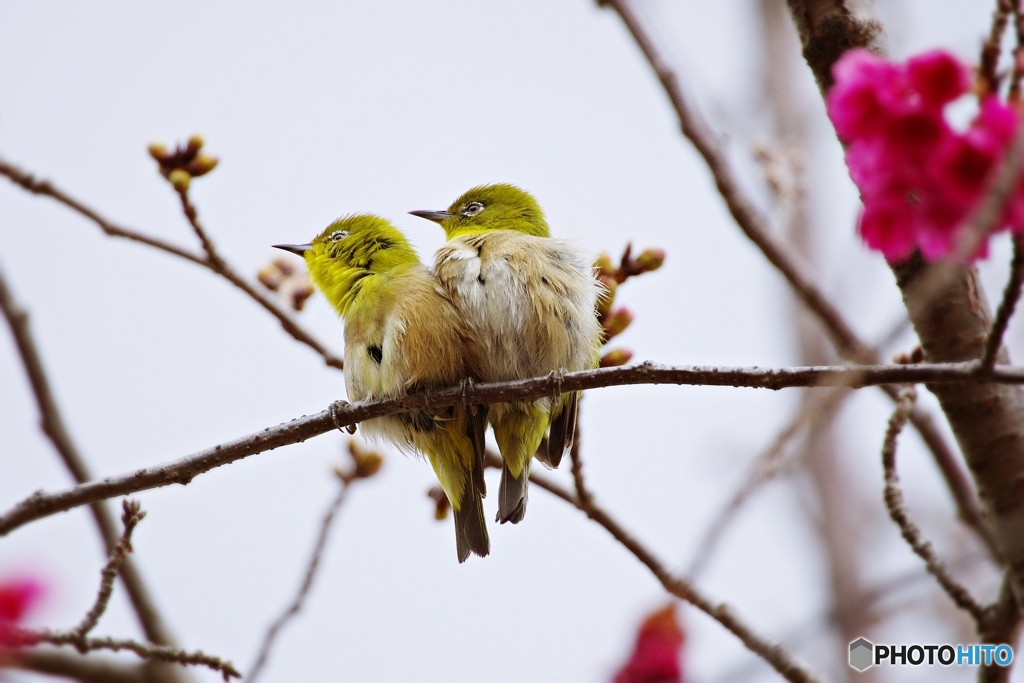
2, 360, 1023, 536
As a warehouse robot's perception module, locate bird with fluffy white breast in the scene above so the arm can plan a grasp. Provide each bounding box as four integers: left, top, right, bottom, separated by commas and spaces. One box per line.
411, 184, 604, 524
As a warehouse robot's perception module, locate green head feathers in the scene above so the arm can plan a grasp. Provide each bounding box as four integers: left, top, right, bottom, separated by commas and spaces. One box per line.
410, 183, 551, 239
274, 213, 418, 317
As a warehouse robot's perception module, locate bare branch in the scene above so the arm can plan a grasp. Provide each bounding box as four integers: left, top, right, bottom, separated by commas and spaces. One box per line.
1011, 2, 1024, 102
598, 0, 861, 360
0, 261, 178, 648
247, 478, 351, 682
881, 388, 986, 621
566, 420, 824, 683
31, 636, 240, 681
3, 647, 150, 683
0, 156, 344, 372
2, 499, 240, 680
902, 399, 1001, 560
981, 0, 1015, 96
7, 359, 1024, 536
687, 388, 847, 578
70, 500, 147, 642
981, 235, 1024, 371
0, 158, 205, 265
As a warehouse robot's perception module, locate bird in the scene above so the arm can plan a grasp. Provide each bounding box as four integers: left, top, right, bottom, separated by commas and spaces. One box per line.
274, 214, 489, 562
411, 184, 603, 524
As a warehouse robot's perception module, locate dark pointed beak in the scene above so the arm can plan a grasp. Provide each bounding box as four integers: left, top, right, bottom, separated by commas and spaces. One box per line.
409, 209, 454, 224
273, 243, 312, 256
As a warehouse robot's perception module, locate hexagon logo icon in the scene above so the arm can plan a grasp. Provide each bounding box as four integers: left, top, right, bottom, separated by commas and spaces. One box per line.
849, 638, 874, 671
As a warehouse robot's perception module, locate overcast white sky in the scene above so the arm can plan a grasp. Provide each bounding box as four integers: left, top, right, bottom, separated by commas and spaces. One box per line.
1, 1, 1020, 682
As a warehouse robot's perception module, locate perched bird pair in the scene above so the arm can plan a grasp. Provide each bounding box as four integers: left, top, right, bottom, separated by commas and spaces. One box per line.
276, 185, 603, 562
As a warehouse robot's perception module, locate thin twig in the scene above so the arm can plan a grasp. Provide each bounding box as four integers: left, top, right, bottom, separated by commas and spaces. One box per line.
1011, 1, 1024, 102
247, 479, 351, 683
33, 636, 240, 681
0, 261, 178, 648
597, 0, 991, 558
8, 359, 1024, 536
686, 388, 847, 578
1, 499, 241, 680
881, 387, 986, 622
598, 0, 860, 360
982, 235, 1024, 371
3, 647, 152, 683
70, 501, 146, 642
566, 424, 824, 683
981, 0, 1014, 96
0, 156, 344, 371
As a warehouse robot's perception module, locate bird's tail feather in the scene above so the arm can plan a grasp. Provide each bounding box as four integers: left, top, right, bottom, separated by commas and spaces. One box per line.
497, 460, 528, 524
540, 391, 578, 469
469, 405, 488, 498
454, 472, 490, 563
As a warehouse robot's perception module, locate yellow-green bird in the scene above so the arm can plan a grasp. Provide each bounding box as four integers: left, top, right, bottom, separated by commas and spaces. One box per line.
411, 184, 603, 524
275, 214, 489, 562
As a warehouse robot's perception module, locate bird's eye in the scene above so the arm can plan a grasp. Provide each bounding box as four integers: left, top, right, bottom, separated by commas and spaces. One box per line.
330, 230, 348, 242
462, 202, 484, 217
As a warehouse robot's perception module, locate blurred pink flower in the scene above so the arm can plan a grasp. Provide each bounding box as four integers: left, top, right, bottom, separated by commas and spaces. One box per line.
613, 604, 684, 683
827, 48, 1022, 262
0, 577, 45, 647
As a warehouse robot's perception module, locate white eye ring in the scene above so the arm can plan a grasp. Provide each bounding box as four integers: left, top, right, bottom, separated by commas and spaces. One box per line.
330, 230, 348, 242
462, 202, 484, 217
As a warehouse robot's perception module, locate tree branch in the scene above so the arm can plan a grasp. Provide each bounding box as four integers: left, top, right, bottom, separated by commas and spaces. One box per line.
0, 156, 344, 372
0, 261, 179, 650
3, 648, 151, 683
70, 501, 147, 642
566, 422, 825, 683
246, 475, 352, 683
598, 0, 861, 360
880, 389, 986, 621
981, 235, 1024, 371
981, 0, 1015, 96
6, 360, 1024, 536
2, 499, 239, 680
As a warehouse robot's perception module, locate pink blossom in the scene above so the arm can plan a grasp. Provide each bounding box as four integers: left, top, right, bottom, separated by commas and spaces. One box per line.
613, 605, 685, 683
827, 48, 1022, 261
0, 577, 45, 647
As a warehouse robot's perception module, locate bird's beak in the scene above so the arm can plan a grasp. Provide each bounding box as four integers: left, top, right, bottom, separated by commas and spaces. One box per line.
408, 209, 454, 224
273, 243, 312, 256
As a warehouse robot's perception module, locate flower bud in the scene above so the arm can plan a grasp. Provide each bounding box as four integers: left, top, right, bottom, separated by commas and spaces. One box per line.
596, 276, 617, 317
603, 307, 634, 340
635, 248, 666, 273
168, 168, 191, 192
147, 143, 169, 161
427, 486, 451, 520
186, 134, 204, 156
594, 253, 616, 278
348, 441, 384, 479
600, 348, 633, 367
273, 257, 296, 276
257, 264, 285, 291
291, 283, 315, 311
187, 154, 219, 177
